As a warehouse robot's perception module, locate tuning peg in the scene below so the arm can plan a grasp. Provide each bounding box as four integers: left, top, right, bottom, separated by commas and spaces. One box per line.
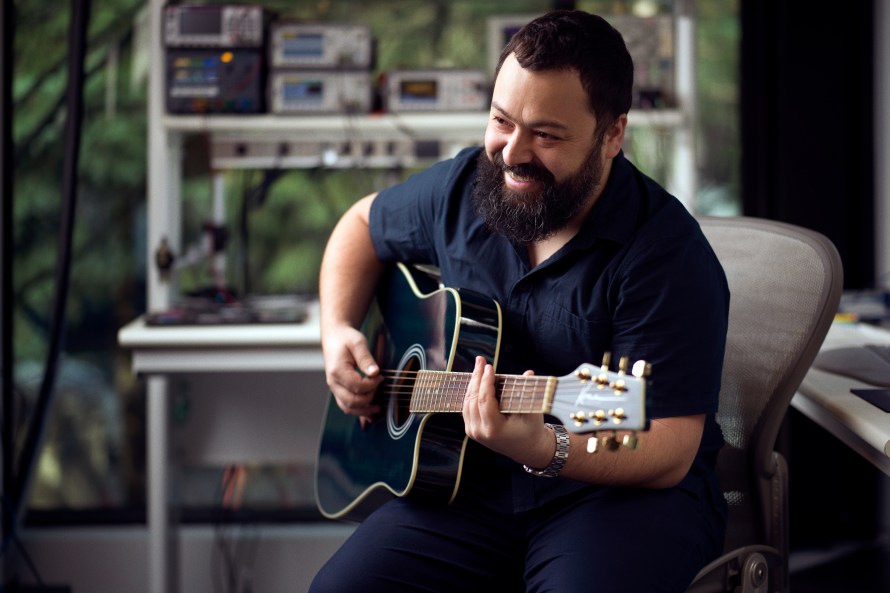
588, 433, 640, 453
610, 408, 627, 424
632, 360, 652, 378
602, 434, 620, 451
596, 353, 612, 387
600, 351, 612, 369
610, 378, 627, 393
591, 409, 607, 425
622, 433, 639, 450
618, 356, 629, 374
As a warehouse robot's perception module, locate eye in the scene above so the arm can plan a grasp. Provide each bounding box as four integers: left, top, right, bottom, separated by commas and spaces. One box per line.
534, 130, 563, 142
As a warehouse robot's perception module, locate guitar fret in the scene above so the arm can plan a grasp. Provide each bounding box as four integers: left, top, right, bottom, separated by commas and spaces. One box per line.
408, 369, 605, 417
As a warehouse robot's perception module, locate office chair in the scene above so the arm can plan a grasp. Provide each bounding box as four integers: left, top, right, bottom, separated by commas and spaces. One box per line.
687, 217, 843, 593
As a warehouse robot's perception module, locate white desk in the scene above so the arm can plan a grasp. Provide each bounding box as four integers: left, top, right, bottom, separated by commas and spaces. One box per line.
118, 304, 324, 593
118, 304, 324, 374
791, 322, 890, 476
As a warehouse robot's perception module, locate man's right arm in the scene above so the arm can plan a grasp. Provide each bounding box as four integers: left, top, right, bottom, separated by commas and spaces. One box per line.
319, 193, 385, 417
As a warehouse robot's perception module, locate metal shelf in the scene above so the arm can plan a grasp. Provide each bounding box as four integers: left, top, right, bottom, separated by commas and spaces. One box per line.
163, 109, 683, 137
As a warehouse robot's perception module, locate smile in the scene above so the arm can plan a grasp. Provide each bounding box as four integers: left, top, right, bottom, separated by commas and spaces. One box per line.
504, 170, 544, 191
507, 170, 533, 183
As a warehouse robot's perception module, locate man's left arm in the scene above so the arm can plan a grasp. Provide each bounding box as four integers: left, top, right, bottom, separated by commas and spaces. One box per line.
462, 356, 704, 488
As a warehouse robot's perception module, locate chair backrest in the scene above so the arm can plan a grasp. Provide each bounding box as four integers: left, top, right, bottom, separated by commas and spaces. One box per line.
695, 216, 843, 588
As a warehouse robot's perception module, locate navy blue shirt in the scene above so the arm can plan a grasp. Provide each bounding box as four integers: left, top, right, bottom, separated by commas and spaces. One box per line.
369, 147, 729, 520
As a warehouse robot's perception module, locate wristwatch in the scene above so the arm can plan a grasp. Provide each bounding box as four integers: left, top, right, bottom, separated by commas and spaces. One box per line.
523, 423, 570, 478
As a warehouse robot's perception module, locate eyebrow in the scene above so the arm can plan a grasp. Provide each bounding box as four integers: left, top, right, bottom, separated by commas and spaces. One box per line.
491, 101, 570, 132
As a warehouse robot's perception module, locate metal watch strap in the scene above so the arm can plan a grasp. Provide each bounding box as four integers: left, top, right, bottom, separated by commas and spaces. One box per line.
523, 423, 570, 478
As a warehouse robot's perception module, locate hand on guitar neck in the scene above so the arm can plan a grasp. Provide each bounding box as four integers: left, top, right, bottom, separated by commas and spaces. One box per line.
462, 356, 556, 472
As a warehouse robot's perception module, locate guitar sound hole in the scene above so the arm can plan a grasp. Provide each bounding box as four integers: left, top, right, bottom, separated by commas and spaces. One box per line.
390, 355, 420, 428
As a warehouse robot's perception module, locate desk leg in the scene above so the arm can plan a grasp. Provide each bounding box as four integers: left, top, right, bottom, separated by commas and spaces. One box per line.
148, 375, 177, 593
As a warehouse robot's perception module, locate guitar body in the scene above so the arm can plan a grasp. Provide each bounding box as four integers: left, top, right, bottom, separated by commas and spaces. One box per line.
315, 263, 502, 522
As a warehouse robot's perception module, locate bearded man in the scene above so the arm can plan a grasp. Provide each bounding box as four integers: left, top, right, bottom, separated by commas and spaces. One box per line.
311, 10, 730, 593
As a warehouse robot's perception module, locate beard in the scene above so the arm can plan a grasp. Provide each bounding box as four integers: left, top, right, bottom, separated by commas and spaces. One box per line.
471, 143, 605, 246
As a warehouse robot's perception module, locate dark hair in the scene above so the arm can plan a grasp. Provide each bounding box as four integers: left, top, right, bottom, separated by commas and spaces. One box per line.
495, 10, 634, 135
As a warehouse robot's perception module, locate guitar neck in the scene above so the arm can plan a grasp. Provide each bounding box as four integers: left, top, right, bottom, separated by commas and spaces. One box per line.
405, 370, 556, 414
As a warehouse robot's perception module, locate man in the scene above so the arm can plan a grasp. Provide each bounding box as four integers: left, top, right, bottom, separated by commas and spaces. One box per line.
311, 9, 729, 593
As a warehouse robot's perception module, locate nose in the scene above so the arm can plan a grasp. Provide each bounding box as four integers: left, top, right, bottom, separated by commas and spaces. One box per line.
500, 129, 533, 166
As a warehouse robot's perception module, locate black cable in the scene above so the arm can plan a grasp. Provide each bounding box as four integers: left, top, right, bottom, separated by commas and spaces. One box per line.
212, 465, 240, 593
12, 0, 91, 521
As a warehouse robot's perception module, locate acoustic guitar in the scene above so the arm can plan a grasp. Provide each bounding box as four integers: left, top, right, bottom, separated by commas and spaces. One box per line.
315, 263, 649, 522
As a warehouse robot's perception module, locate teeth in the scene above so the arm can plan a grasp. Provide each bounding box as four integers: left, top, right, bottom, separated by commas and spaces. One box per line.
508, 171, 531, 182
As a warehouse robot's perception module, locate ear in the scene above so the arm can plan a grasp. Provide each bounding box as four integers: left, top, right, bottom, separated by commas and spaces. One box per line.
602, 114, 627, 159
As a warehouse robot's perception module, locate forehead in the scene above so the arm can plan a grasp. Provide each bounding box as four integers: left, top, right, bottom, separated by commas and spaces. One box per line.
492, 54, 595, 128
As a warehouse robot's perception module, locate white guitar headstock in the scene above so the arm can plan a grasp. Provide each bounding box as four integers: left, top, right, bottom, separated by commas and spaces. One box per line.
548, 353, 650, 451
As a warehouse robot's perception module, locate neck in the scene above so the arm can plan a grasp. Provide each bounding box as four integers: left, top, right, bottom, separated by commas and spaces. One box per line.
527, 174, 609, 267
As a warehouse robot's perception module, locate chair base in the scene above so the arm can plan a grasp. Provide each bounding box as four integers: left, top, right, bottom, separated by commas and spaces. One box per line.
686, 545, 786, 593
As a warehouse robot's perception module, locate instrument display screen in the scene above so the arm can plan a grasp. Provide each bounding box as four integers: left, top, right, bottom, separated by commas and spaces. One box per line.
284, 79, 324, 102
400, 80, 437, 101
283, 33, 324, 58
179, 10, 222, 35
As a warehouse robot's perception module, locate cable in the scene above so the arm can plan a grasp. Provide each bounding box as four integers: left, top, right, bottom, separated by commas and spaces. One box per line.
11, 0, 91, 523
239, 168, 285, 297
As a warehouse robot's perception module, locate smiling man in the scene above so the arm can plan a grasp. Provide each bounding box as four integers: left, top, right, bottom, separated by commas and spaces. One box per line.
311, 10, 730, 593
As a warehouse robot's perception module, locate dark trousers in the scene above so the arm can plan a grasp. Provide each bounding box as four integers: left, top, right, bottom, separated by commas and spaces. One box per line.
309, 481, 724, 593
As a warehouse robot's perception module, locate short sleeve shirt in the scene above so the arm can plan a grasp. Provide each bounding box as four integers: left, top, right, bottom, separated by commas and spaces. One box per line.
369, 147, 729, 519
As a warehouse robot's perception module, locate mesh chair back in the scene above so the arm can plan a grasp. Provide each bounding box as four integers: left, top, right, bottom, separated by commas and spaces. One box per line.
697, 217, 842, 570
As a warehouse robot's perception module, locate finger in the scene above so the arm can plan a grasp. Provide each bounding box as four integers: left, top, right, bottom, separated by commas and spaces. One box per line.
478, 363, 497, 407
331, 383, 381, 416
462, 356, 486, 420
329, 361, 382, 395
348, 339, 381, 379
477, 362, 502, 422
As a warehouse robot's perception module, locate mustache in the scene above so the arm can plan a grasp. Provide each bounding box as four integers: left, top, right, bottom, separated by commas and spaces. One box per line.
493, 153, 555, 185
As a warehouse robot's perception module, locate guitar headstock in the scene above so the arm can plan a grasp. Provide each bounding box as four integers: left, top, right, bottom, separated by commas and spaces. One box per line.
548, 354, 649, 442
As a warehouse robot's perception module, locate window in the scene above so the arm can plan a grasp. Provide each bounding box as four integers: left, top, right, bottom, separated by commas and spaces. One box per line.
8, 0, 739, 525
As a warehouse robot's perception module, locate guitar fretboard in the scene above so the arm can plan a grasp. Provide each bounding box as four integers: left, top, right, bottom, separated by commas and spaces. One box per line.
403, 370, 556, 414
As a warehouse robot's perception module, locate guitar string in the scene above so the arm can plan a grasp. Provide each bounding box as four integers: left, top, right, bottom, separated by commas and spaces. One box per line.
379, 370, 550, 412
371, 369, 632, 413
